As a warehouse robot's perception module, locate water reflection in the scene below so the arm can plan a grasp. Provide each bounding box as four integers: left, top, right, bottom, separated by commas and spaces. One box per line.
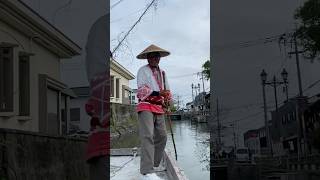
166, 120, 210, 180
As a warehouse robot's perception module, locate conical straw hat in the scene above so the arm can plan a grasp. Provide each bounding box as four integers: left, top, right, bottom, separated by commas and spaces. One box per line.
136, 44, 170, 59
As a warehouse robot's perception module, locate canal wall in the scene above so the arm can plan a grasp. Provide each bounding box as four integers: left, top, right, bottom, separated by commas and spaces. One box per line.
111, 103, 138, 146
0, 128, 89, 180
228, 163, 259, 180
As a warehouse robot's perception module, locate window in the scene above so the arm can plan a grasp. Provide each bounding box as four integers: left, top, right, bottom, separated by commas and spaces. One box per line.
19, 55, 30, 116
289, 112, 294, 122
61, 95, 67, 134
236, 149, 248, 154
111, 76, 114, 97
70, 108, 80, 122
0, 47, 13, 112
47, 88, 59, 135
116, 78, 120, 98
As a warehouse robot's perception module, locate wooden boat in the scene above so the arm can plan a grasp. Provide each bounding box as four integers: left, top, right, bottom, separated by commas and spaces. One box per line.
111, 148, 188, 180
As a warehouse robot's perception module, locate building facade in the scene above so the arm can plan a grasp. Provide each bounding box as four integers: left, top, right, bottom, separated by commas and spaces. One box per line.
0, 0, 81, 135
110, 58, 135, 104
270, 97, 308, 156
68, 58, 135, 133
303, 94, 320, 154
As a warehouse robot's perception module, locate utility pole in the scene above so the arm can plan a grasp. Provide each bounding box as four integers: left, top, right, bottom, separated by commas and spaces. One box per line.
198, 72, 205, 93
201, 73, 205, 93
261, 70, 273, 156
193, 83, 198, 97
232, 122, 237, 150
272, 76, 279, 111
191, 84, 194, 102
288, 32, 308, 156
291, 33, 303, 97
177, 95, 180, 110
216, 99, 221, 151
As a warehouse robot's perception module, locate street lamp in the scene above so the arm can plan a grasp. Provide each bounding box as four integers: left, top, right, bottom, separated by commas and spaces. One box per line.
261, 69, 289, 109
281, 68, 288, 81
260, 68, 289, 156
281, 68, 289, 101
260, 69, 273, 156
260, 69, 267, 83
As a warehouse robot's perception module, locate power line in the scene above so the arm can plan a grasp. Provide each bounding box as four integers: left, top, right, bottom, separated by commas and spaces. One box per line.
169, 72, 200, 79
112, 0, 158, 55
303, 79, 320, 93
220, 101, 286, 125
111, 0, 125, 9
52, 0, 73, 25
213, 34, 284, 55
111, 7, 145, 23
222, 111, 264, 125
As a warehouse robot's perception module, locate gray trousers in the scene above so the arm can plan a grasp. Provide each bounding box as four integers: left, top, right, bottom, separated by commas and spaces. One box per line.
138, 111, 167, 174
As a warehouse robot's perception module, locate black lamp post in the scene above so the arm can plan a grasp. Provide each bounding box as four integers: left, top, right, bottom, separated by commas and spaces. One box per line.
281, 68, 289, 101
260, 68, 289, 156
260, 69, 272, 155
261, 68, 289, 110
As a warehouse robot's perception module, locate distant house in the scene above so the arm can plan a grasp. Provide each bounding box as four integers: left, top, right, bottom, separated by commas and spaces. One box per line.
68, 58, 135, 132
303, 94, 320, 154
0, 0, 81, 135
69, 86, 91, 133
186, 102, 194, 112
194, 92, 206, 111
270, 97, 308, 156
243, 120, 272, 157
130, 89, 138, 105
110, 58, 135, 104
244, 129, 260, 155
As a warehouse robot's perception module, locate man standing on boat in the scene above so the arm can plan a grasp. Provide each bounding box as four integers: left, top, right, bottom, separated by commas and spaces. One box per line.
136, 44, 172, 179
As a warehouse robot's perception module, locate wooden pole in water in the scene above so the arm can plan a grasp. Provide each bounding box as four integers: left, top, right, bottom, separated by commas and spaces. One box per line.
162, 70, 178, 160
167, 111, 178, 161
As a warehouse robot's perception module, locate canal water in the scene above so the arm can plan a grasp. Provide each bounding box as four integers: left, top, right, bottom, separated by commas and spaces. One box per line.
111, 119, 210, 180
166, 120, 210, 180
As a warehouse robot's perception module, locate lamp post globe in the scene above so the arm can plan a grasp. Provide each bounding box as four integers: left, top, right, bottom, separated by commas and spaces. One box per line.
260, 69, 267, 83
281, 68, 288, 82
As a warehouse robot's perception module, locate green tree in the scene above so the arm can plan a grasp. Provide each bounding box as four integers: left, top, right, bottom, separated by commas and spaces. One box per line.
294, 0, 320, 60
202, 60, 210, 80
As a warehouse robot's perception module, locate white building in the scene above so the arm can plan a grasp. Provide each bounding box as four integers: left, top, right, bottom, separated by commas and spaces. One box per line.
110, 58, 135, 104
0, 0, 81, 135
129, 89, 138, 105
69, 58, 135, 133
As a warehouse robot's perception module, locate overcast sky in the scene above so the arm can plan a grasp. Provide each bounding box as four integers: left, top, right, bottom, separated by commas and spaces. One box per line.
111, 0, 210, 106
20, 0, 210, 105
21, 0, 107, 87
213, 0, 320, 146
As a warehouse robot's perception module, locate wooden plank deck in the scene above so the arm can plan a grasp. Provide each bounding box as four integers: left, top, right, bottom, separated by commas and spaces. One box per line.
110, 148, 188, 180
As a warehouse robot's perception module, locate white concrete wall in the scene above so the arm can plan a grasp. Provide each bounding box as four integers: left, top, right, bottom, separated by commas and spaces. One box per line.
0, 20, 60, 132
110, 69, 130, 104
